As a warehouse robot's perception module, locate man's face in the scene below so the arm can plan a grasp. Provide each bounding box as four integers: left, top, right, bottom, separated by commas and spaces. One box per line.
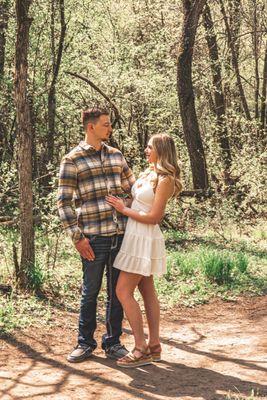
91, 115, 112, 142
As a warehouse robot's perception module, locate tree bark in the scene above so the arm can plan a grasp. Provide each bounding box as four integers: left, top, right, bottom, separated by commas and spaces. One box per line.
46, 0, 66, 165
260, 42, 267, 140
177, 0, 209, 189
219, 0, 251, 120
203, 3, 232, 171
0, 0, 9, 164
229, 0, 241, 60
14, 0, 34, 289
252, 1, 260, 120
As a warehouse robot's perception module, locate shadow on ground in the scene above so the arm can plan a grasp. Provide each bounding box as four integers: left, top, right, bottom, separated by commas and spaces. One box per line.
1, 331, 266, 400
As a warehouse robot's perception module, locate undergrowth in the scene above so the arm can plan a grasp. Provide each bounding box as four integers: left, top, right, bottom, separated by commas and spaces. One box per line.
0, 221, 266, 332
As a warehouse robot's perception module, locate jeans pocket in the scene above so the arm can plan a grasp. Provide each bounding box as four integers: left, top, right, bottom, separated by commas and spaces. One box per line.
87, 235, 97, 244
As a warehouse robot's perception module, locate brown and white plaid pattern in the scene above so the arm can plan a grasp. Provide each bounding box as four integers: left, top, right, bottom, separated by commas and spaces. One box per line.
57, 141, 135, 243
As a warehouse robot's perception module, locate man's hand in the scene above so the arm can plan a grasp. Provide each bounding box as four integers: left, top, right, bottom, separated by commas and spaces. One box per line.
75, 238, 95, 261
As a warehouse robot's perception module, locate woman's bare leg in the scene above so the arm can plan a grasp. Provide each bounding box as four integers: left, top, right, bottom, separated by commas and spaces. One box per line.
138, 276, 160, 347
116, 271, 147, 354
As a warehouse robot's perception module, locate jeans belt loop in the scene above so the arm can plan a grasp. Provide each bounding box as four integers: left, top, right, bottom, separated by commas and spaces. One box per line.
111, 234, 118, 251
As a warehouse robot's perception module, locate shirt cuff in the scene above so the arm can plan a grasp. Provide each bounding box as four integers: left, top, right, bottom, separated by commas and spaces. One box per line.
72, 230, 84, 244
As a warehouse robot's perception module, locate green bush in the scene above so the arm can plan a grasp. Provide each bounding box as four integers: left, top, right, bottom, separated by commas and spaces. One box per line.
235, 252, 248, 274
200, 251, 234, 284
168, 248, 250, 286
26, 261, 46, 292
0, 299, 16, 332
167, 252, 196, 277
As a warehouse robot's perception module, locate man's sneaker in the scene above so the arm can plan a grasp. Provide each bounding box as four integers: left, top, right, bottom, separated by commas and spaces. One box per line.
67, 344, 94, 363
105, 343, 128, 360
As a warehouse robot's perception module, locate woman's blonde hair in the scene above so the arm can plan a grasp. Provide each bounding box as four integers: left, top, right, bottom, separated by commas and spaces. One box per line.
150, 133, 182, 197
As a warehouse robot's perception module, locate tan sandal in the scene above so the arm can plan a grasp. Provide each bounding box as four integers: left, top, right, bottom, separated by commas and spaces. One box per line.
116, 347, 153, 368
148, 344, 162, 362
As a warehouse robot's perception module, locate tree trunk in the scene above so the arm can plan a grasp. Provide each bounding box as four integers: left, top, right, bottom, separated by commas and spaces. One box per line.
219, 0, 251, 120
46, 0, 66, 166
0, 0, 9, 164
260, 43, 267, 140
252, 1, 260, 120
177, 0, 208, 190
203, 3, 232, 171
229, 0, 241, 60
14, 0, 34, 289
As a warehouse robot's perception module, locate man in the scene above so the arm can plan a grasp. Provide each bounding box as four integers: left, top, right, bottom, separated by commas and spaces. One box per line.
57, 107, 135, 362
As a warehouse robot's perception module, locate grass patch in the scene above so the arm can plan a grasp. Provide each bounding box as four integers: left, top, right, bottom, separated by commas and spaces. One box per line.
0, 293, 52, 334
155, 245, 266, 308
0, 222, 266, 330
155, 226, 267, 307
200, 250, 248, 284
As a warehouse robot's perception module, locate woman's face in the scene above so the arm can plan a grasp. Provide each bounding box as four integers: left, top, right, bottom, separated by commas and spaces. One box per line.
145, 139, 158, 163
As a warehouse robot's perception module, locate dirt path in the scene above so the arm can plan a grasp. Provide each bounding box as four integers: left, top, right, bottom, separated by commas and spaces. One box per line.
0, 296, 266, 400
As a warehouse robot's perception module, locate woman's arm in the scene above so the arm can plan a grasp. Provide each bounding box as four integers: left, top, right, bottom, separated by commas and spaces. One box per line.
106, 176, 174, 225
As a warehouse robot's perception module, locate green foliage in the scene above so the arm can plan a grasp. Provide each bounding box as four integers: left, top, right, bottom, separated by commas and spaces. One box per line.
0, 293, 52, 334
0, 222, 266, 331
1, 0, 266, 233
25, 261, 46, 292
0, 162, 19, 217
1, 0, 267, 332
155, 225, 267, 307
167, 248, 249, 285
200, 250, 248, 284
235, 252, 249, 274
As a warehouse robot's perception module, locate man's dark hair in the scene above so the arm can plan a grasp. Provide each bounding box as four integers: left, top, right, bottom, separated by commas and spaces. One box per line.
82, 107, 109, 130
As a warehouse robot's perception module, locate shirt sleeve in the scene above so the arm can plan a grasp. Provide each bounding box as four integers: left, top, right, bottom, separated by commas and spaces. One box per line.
57, 157, 84, 243
121, 155, 135, 194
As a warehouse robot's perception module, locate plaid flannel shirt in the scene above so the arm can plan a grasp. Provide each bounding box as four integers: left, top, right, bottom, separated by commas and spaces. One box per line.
57, 140, 135, 243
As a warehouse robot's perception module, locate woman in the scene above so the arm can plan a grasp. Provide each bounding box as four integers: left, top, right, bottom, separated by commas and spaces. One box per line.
106, 133, 182, 368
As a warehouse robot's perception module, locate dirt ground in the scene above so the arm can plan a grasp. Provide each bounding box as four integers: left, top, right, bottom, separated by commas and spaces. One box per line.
0, 296, 266, 400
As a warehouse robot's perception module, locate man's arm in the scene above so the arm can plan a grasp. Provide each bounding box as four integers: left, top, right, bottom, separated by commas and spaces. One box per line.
57, 156, 83, 242
57, 157, 95, 261
120, 155, 135, 194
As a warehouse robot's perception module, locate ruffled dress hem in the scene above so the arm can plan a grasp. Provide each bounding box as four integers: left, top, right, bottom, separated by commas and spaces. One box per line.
114, 251, 166, 276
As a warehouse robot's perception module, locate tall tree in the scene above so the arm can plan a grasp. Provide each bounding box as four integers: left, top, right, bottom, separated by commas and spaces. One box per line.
14, 0, 34, 288
203, 3, 232, 171
260, 43, 267, 138
219, 0, 251, 120
177, 0, 209, 190
252, 0, 260, 120
0, 0, 9, 164
46, 0, 66, 166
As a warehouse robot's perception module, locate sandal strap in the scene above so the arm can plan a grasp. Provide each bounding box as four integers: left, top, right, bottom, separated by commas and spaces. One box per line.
119, 352, 138, 362
123, 352, 138, 361
149, 344, 161, 352
119, 350, 151, 364
133, 346, 149, 356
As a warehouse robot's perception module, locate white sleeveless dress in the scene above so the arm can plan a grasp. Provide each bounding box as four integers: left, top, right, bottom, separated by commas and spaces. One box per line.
113, 174, 167, 276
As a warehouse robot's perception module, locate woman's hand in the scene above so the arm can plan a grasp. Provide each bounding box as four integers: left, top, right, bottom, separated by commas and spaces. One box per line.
106, 195, 126, 214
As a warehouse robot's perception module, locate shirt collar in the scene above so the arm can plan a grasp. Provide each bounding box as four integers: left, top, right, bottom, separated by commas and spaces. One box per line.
79, 140, 108, 153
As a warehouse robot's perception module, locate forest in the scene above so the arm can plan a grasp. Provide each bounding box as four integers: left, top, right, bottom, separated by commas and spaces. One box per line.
0, 0, 266, 286
0, 0, 266, 398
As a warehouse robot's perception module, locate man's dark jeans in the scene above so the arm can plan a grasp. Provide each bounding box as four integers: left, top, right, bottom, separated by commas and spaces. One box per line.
78, 234, 124, 350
